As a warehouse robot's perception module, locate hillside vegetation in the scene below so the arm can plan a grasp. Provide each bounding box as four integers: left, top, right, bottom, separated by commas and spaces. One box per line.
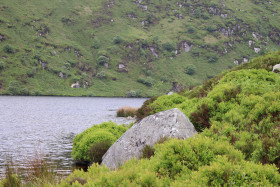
62, 52, 280, 186
0, 0, 280, 96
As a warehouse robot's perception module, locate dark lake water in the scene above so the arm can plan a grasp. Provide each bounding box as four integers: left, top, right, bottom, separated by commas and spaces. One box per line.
0, 96, 147, 177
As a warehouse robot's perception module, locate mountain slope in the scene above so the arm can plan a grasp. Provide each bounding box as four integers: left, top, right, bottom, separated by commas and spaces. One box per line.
0, 0, 279, 96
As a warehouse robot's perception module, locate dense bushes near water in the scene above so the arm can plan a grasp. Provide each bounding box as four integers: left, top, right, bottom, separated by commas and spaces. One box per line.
61, 135, 280, 186
137, 52, 280, 170
2, 52, 280, 186
60, 52, 280, 186
72, 122, 128, 162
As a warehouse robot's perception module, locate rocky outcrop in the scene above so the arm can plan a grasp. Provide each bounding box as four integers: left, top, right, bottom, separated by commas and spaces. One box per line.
71, 82, 80, 88
117, 63, 128, 72
149, 46, 158, 58
273, 64, 280, 73
179, 41, 192, 53
101, 108, 197, 170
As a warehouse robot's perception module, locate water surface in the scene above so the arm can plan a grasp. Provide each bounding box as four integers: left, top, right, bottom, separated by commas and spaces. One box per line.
0, 96, 147, 177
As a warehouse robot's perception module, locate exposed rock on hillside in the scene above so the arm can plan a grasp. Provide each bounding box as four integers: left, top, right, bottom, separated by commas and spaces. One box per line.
101, 108, 197, 170
273, 64, 280, 73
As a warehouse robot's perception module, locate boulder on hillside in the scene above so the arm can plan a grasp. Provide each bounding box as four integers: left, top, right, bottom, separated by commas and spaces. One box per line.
101, 108, 197, 170
273, 64, 280, 73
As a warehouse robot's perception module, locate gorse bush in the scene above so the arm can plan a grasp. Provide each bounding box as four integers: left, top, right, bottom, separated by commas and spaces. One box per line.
72, 122, 128, 162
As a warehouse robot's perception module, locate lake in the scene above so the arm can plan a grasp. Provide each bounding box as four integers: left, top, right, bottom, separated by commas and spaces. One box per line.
0, 96, 147, 177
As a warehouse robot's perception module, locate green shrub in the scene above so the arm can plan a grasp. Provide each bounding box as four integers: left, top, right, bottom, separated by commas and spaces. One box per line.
146, 70, 152, 76
187, 26, 195, 33
92, 40, 100, 49
163, 42, 175, 52
206, 25, 217, 33
126, 90, 140, 97
72, 122, 128, 162
173, 156, 280, 186
161, 76, 168, 82
113, 36, 122, 44
0, 61, 5, 70
151, 136, 244, 179
190, 103, 211, 132
89, 140, 112, 164
3, 45, 15, 53
207, 54, 218, 63
141, 145, 155, 159
136, 97, 158, 121
137, 77, 154, 87
96, 71, 106, 79
145, 77, 154, 87
97, 56, 108, 65
185, 64, 196, 75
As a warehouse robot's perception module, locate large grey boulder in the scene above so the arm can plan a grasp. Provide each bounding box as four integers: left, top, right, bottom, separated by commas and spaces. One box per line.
101, 108, 197, 170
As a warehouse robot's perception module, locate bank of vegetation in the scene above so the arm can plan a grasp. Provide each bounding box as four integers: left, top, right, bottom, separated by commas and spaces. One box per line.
1, 51, 280, 186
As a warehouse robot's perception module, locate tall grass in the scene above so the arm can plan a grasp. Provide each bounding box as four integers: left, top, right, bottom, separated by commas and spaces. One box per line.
0, 152, 62, 186
117, 106, 138, 117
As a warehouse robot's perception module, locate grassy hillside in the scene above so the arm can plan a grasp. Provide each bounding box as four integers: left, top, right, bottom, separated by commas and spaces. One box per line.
0, 0, 280, 96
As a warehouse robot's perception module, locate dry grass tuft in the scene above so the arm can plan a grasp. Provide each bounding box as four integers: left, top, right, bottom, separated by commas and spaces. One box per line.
117, 106, 138, 117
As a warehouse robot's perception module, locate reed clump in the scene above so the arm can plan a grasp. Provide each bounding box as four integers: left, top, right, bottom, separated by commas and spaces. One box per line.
0, 152, 61, 186
117, 106, 138, 117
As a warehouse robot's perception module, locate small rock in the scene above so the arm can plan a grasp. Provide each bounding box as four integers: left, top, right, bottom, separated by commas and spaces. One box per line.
59, 72, 64, 78
221, 13, 227, 18
254, 47, 261, 53
167, 92, 174, 95
71, 82, 80, 88
149, 46, 158, 58
273, 64, 280, 73
104, 62, 109, 68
